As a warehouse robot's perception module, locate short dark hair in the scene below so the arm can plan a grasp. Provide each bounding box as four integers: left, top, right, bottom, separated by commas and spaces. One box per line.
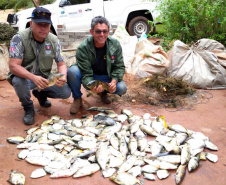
91, 16, 110, 30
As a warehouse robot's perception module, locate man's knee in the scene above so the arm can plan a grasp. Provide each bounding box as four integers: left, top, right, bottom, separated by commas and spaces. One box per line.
67, 65, 81, 80
61, 85, 71, 99
12, 76, 28, 88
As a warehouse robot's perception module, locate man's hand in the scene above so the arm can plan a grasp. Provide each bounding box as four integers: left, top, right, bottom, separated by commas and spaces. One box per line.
108, 79, 117, 93
33, 75, 49, 90
91, 85, 103, 93
56, 77, 67, 87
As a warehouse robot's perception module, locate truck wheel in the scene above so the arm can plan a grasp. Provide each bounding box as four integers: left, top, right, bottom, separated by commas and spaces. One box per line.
128, 16, 151, 37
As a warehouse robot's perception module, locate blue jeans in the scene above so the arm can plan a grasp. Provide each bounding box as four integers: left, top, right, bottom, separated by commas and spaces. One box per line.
12, 76, 71, 110
67, 65, 127, 99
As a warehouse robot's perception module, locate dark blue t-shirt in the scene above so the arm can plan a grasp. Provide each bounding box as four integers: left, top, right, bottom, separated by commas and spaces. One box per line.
92, 44, 108, 75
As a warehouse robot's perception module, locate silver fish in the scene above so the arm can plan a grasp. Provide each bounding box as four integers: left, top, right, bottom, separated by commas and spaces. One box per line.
119, 136, 128, 157
110, 134, 120, 150
168, 124, 188, 134
143, 172, 155, 180
140, 125, 158, 137
18, 149, 29, 159
156, 169, 170, 179
129, 120, 143, 134
110, 172, 144, 185
108, 156, 124, 168
121, 109, 133, 117
102, 168, 116, 178
118, 155, 137, 173
128, 135, 138, 154
96, 146, 110, 170
137, 137, 148, 152
206, 152, 218, 163
175, 164, 186, 185
141, 165, 158, 173
30, 168, 47, 178
144, 158, 178, 170
181, 144, 190, 165
50, 168, 78, 178
204, 140, 218, 151
148, 140, 163, 157
26, 156, 50, 166
7, 136, 25, 144
116, 114, 128, 123
73, 163, 100, 178
188, 155, 200, 172
8, 170, 25, 185
157, 155, 181, 164
175, 133, 188, 145
128, 166, 142, 177
94, 115, 116, 126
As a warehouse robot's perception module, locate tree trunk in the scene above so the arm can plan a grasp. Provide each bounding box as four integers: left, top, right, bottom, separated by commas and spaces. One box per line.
32, 0, 40, 7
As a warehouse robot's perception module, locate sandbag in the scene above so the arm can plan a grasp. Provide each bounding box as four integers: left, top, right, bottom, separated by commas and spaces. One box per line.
131, 38, 169, 78
167, 40, 226, 89
195, 38, 226, 51
196, 38, 226, 68
112, 25, 137, 73
0, 44, 9, 80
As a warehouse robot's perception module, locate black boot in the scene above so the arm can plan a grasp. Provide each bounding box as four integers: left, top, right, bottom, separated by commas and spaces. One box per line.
32, 90, 51, 107
23, 107, 35, 125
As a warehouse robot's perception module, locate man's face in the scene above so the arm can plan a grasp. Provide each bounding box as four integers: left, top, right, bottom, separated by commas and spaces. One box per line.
30, 21, 51, 42
90, 23, 109, 48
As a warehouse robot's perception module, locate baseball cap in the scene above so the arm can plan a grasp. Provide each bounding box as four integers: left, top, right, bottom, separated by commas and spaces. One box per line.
27, 7, 52, 24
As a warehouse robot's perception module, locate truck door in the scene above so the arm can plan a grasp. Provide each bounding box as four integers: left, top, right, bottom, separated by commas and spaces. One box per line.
58, 0, 93, 31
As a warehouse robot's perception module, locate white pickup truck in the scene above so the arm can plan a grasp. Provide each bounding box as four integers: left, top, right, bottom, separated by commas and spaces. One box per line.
7, 0, 159, 36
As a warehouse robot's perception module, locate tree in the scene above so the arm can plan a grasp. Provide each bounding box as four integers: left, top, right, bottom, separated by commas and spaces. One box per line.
32, 0, 40, 7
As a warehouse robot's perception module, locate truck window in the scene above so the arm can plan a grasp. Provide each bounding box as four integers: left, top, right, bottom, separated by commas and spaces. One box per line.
69, 0, 90, 5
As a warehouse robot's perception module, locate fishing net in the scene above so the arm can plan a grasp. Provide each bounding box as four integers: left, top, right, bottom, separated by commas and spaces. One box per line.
84, 73, 213, 111
119, 73, 212, 110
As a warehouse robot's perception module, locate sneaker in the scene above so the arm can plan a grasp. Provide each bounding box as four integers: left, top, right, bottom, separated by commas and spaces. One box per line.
99, 92, 111, 104
32, 90, 51, 107
23, 109, 35, 125
70, 98, 82, 114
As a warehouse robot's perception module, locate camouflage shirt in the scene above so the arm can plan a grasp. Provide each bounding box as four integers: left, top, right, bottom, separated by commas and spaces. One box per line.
9, 34, 64, 75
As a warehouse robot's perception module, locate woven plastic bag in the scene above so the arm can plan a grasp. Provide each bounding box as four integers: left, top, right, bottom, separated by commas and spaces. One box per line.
0, 44, 9, 80
112, 25, 137, 73
131, 38, 169, 78
167, 40, 226, 89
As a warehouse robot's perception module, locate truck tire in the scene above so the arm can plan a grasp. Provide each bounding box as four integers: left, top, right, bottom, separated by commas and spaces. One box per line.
128, 16, 151, 37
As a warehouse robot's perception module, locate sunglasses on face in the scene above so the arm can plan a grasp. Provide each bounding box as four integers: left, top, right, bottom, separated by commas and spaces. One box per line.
34, 11, 51, 17
94, 29, 109, 35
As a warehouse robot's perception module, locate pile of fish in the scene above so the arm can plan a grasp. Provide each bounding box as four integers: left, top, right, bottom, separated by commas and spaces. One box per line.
7, 107, 218, 185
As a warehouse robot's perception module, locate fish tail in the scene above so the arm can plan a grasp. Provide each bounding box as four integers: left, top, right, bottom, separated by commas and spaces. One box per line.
139, 178, 144, 185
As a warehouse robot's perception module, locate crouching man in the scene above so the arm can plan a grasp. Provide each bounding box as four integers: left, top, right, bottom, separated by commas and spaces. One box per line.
7, 7, 71, 125
67, 16, 127, 114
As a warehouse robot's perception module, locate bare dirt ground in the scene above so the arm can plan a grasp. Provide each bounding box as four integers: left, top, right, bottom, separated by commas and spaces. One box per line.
0, 79, 226, 185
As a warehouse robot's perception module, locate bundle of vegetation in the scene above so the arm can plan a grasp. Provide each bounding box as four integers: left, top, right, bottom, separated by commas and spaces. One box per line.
0, 23, 17, 47
119, 73, 197, 108
144, 74, 196, 100
152, 0, 226, 46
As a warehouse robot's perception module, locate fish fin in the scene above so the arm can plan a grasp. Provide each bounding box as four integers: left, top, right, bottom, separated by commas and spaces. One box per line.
139, 178, 144, 185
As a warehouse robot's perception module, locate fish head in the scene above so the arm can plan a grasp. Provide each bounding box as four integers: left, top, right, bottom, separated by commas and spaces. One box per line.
86, 80, 99, 89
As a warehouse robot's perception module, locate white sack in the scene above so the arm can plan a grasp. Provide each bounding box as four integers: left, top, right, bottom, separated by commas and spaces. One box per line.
112, 25, 137, 73
0, 44, 9, 80
167, 40, 226, 89
131, 39, 169, 78
196, 38, 226, 68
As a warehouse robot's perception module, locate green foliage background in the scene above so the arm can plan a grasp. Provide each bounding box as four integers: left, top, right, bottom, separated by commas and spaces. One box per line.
0, 0, 55, 11
0, 23, 17, 47
155, 0, 226, 45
